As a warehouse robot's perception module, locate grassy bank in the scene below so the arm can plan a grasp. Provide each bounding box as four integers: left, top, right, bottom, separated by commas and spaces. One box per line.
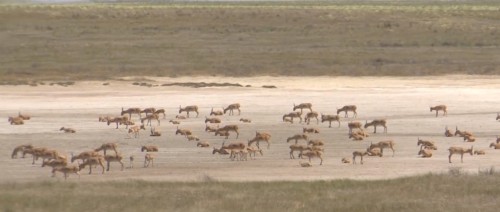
0, 2, 499, 83
1, 173, 500, 212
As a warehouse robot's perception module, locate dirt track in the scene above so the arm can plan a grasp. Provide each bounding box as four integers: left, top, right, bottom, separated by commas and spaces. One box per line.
3, 76, 500, 182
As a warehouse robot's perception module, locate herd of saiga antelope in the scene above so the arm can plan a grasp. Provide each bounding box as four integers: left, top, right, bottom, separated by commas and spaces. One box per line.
8, 103, 500, 179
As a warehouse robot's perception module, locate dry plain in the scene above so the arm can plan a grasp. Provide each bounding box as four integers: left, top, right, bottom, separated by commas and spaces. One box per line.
2, 76, 500, 183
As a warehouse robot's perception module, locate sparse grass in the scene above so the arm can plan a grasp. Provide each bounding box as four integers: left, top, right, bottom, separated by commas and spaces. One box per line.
0, 1, 499, 84
2, 173, 500, 212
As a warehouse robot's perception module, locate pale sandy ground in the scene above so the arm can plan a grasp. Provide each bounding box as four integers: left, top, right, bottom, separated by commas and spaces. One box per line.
2, 76, 500, 183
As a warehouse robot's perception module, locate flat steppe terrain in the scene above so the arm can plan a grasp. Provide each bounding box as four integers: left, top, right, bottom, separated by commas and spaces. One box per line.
3, 76, 500, 182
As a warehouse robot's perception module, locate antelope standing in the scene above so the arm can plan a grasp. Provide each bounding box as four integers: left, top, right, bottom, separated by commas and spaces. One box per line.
364, 119, 387, 134
215, 125, 239, 138
248, 131, 272, 149
304, 111, 319, 125
430, 105, 447, 117
337, 105, 357, 118
121, 107, 142, 119
368, 140, 395, 157
282, 111, 302, 123
448, 146, 473, 163
293, 103, 313, 113
321, 114, 340, 128
179, 105, 199, 118
348, 122, 363, 134
223, 103, 241, 115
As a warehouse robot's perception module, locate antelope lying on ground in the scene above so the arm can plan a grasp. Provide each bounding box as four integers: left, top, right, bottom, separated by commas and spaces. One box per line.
175, 127, 192, 137
175, 115, 187, 119
364, 119, 387, 134
304, 111, 319, 125
179, 105, 199, 118
368, 140, 395, 157
474, 150, 486, 155
210, 108, 224, 116
186, 135, 200, 141
303, 127, 320, 134
121, 107, 142, 119
448, 146, 473, 163
445, 126, 454, 137
205, 124, 218, 133
248, 131, 272, 149
430, 105, 447, 117
293, 103, 313, 113
212, 146, 230, 155
11, 144, 33, 159
17, 112, 31, 120
205, 117, 221, 124
60, 127, 76, 133
169, 119, 180, 125
286, 134, 308, 144
283, 111, 302, 123
224, 103, 241, 116
283, 117, 293, 124
150, 127, 161, 136
337, 105, 357, 118
341, 157, 351, 164
418, 149, 433, 158
417, 137, 437, 150
349, 129, 369, 141
99, 116, 112, 122
215, 125, 239, 138
141, 145, 159, 152
321, 114, 340, 128
497, 113, 500, 121
489, 143, 500, 149
352, 151, 368, 165
95, 143, 118, 156
366, 148, 383, 157
197, 141, 210, 147
454, 126, 473, 138
239, 118, 252, 123
463, 134, 476, 142
299, 161, 312, 167
8, 116, 24, 125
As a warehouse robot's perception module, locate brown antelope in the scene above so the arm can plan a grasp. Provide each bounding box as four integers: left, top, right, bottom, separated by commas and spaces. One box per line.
337, 105, 357, 118
215, 130, 230, 139
144, 153, 155, 168
430, 105, 447, 117
445, 126, 454, 137
52, 165, 80, 180
489, 143, 500, 149
497, 113, 500, 121
286, 134, 308, 144
463, 134, 476, 142
303, 127, 320, 134
30, 148, 64, 165
141, 113, 160, 126
42, 158, 68, 169
205, 124, 218, 133
210, 108, 224, 116
197, 141, 210, 147
11, 144, 33, 159
186, 135, 200, 141
283, 117, 293, 124
215, 125, 239, 138
223, 103, 241, 115
349, 132, 365, 141
107, 116, 129, 129
448, 146, 473, 163
246, 146, 263, 159
352, 151, 368, 165
150, 127, 161, 136
205, 117, 221, 124
175, 127, 192, 137
321, 114, 340, 128
169, 119, 180, 125
308, 139, 324, 146
248, 131, 272, 149
99, 116, 112, 122
18, 112, 31, 120
71, 150, 101, 163
104, 154, 124, 171
364, 119, 387, 133
60, 127, 76, 133
454, 127, 473, 138
154, 109, 166, 119
175, 115, 187, 119
304, 111, 319, 125
366, 148, 383, 157
212, 146, 230, 155
220, 142, 246, 159
348, 122, 363, 134
141, 145, 159, 152
289, 144, 309, 159
293, 103, 313, 113
121, 107, 142, 119
239, 118, 252, 123
140, 107, 156, 116
95, 143, 118, 156
341, 157, 351, 164
79, 156, 106, 174
282, 111, 302, 123
418, 149, 433, 158
474, 150, 486, 155
349, 129, 369, 139
301, 150, 323, 165
8, 116, 24, 125
417, 137, 437, 150
179, 105, 199, 118
368, 140, 395, 157
128, 124, 146, 138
